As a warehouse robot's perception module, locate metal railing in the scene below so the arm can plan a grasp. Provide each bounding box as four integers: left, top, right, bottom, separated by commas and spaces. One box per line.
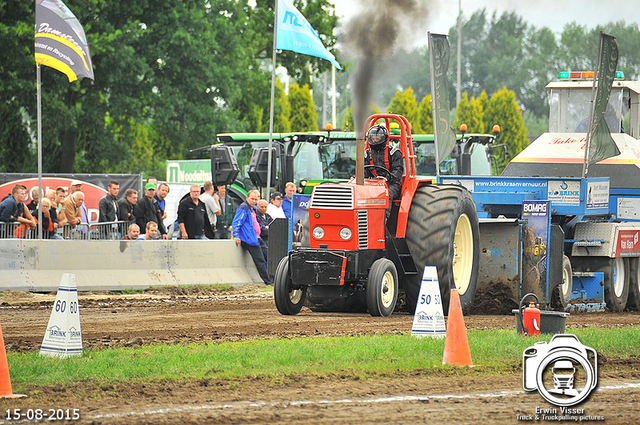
0, 221, 133, 240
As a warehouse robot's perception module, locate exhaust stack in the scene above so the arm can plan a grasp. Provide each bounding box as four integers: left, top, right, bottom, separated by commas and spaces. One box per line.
356, 138, 365, 185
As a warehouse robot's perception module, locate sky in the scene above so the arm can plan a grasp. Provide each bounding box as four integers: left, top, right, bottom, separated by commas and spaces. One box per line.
334, 0, 640, 39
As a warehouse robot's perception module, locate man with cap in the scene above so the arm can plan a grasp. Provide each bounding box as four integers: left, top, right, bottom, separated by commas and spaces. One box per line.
67, 180, 89, 231
135, 182, 167, 239
364, 124, 403, 219
267, 191, 286, 219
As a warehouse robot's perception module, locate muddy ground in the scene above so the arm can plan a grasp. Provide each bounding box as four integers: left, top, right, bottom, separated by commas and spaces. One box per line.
1, 286, 639, 424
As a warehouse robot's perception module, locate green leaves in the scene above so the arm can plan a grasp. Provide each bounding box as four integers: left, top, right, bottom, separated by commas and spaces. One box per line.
0, 0, 338, 174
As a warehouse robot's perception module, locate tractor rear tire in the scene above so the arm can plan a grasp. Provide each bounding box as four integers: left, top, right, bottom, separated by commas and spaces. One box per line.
405, 185, 480, 315
274, 256, 306, 315
366, 258, 398, 317
551, 255, 573, 310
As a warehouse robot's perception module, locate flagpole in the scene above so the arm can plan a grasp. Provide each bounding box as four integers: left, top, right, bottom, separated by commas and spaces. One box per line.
322, 71, 327, 127
582, 32, 604, 179
37, 64, 43, 240
331, 65, 337, 128
266, 0, 279, 200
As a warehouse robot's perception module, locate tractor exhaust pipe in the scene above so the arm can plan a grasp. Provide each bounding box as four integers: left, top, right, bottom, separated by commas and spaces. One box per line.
356, 137, 365, 185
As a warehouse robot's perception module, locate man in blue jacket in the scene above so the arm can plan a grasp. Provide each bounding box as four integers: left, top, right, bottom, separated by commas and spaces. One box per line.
232, 189, 272, 285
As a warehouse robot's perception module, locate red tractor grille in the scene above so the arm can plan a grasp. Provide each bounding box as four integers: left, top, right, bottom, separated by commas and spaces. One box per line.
310, 185, 354, 209
358, 209, 368, 249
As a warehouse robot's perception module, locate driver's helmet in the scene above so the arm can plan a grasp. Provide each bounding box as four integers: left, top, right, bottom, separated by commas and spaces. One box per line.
367, 125, 388, 147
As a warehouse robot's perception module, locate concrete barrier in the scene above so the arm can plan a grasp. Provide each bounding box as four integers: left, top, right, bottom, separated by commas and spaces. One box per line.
0, 239, 262, 292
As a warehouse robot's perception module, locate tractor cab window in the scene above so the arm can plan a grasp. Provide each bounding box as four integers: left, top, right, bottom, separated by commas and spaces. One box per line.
320, 140, 357, 179
414, 142, 458, 176
469, 144, 493, 176
229, 142, 270, 191
226, 140, 280, 190
549, 87, 627, 133
290, 141, 325, 183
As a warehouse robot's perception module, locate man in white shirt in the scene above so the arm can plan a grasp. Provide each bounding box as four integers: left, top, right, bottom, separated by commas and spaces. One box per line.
266, 192, 286, 219
199, 181, 221, 239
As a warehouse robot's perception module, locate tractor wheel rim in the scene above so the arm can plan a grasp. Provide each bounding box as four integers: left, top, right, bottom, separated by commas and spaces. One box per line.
381, 271, 395, 308
290, 288, 303, 304
613, 258, 625, 297
561, 266, 571, 297
453, 213, 473, 295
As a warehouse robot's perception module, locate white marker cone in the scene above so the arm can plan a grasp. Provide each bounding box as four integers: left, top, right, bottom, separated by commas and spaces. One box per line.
411, 266, 446, 338
40, 273, 83, 358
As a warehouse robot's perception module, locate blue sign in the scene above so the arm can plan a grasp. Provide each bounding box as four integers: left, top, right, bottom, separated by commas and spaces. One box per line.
289, 194, 310, 250
521, 200, 550, 299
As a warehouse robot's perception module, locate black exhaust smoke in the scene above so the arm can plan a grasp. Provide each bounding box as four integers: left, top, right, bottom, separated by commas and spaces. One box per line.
340, 0, 434, 135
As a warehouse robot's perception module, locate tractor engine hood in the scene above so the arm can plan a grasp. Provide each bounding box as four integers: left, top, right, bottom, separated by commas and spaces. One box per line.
502, 132, 640, 190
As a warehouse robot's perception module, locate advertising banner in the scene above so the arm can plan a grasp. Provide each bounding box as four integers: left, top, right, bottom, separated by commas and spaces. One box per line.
521, 200, 550, 297
0, 174, 142, 224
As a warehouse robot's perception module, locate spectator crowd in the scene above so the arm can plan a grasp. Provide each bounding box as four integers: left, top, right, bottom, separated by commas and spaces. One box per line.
0, 178, 297, 286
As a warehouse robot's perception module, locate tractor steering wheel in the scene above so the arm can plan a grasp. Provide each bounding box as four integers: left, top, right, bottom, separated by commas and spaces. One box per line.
364, 164, 391, 177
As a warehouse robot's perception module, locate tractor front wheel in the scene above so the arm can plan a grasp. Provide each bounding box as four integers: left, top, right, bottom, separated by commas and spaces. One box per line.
274, 256, 306, 315
405, 185, 480, 315
366, 258, 398, 317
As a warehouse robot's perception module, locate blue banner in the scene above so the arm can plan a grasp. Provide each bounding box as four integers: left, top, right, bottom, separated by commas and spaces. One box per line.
276, 0, 341, 69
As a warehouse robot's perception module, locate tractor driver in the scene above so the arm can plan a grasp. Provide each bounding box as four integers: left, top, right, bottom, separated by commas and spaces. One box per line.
364, 124, 404, 219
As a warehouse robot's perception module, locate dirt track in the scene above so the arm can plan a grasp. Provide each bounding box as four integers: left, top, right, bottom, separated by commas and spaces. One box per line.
1, 287, 640, 424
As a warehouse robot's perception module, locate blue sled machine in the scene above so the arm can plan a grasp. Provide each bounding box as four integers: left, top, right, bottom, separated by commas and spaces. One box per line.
441, 72, 640, 314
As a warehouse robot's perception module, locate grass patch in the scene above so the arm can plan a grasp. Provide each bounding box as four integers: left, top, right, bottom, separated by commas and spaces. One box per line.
110, 289, 145, 295
7, 327, 639, 389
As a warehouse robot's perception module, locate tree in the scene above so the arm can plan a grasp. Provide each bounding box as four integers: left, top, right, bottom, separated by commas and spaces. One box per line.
0, 101, 35, 173
273, 79, 292, 133
454, 92, 484, 133
288, 83, 318, 131
387, 88, 421, 132
342, 107, 354, 132
483, 87, 528, 170
0, 0, 340, 174
417, 95, 433, 134
476, 90, 489, 112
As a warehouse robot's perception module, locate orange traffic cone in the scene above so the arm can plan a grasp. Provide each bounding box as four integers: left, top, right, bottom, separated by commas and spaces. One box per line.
442, 288, 473, 366
0, 323, 26, 398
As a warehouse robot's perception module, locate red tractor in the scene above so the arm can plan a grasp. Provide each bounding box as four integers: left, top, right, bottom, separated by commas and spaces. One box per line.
274, 114, 480, 316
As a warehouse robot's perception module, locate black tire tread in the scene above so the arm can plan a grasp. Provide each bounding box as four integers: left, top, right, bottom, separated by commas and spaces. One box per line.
274, 257, 306, 315
404, 184, 480, 315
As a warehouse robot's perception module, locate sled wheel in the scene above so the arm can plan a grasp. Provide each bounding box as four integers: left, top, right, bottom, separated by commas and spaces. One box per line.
551, 255, 573, 309
627, 258, 640, 311
603, 257, 629, 312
